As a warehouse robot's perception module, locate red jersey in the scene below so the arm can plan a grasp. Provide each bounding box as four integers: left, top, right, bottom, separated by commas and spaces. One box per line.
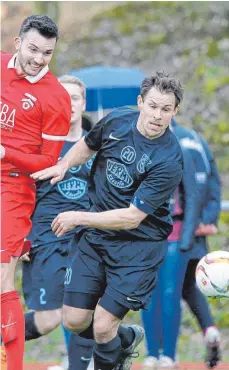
1, 51, 71, 173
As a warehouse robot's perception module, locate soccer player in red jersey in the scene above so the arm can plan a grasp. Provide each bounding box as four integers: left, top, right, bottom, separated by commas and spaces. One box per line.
0, 15, 71, 370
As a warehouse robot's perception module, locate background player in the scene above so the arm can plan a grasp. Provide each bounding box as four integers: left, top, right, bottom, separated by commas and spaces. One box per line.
0, 15, 71, 370
142, 119, 221, 369
32, 72, 184, 370
21, 75, 94, 370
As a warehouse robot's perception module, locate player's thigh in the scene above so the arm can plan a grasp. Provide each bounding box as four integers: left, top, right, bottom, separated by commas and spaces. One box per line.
101, 239, 168, 313
64, 247, 106, 311
22, 245, 68, 311
1, 175, 35, 262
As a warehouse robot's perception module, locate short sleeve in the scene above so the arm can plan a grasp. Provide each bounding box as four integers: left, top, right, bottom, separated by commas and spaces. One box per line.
84, 115, 109, 151
42, 88, 71, 141
131, 160, 183, 215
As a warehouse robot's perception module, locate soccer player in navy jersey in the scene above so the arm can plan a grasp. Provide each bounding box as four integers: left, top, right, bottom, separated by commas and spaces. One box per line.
21, 75, 94, 370
32, 71, 184, 370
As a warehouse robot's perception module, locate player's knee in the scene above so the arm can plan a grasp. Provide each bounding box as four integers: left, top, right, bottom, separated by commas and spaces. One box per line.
93, 306, 120, 342
62, 305, 91, 333
35, 309, 62, 334
0, 262, 15, 293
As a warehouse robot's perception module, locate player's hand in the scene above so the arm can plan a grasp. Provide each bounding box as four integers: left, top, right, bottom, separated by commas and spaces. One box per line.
20, 252, 31, 262
51, 211, 80, 237
0, 144, 6, 159
195, 223, 218, 236
31, 160, 69, 185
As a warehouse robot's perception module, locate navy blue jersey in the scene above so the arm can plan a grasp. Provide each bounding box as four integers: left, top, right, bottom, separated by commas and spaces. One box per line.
29, 131, 94, 246
84, 106, 183, 241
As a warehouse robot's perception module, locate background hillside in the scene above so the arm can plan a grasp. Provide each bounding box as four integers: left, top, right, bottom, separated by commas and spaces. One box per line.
2, 1, 229, 365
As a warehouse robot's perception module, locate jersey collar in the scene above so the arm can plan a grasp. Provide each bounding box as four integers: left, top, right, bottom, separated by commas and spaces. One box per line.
7, 53, 49, 84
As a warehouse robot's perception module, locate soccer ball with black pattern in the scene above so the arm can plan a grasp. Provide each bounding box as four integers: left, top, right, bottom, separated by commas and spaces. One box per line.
195, 251, 229, 298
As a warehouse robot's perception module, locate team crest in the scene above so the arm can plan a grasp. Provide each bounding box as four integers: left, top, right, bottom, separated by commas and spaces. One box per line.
57, 177, 87, 199
137, 154, 152, 174
21, 93, 37, 111
106, 160, 133, 189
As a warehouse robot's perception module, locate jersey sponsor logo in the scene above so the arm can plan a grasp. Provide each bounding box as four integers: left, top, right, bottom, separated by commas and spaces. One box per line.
57, 177, 87, 199
0, 101, 16, 130
121, 146, 136, 164
21, 92, 37, 110
106, 159, 133, 189
69, 165, 82, 173
137, 154, 152, 173
109, 133, 121, 141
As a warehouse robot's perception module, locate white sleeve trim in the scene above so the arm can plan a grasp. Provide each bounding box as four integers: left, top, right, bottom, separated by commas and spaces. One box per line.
42, 133, 67, 141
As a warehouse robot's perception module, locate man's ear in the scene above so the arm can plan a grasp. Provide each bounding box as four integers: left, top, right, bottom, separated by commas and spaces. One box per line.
137, 95, 143, 108
83, 99, 86, 112
14, 37, 21, 51
173, 105, 179, 116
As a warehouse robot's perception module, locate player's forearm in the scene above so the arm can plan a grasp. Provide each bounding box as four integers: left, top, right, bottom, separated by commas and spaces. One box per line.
3, 144, 63, 173
77, 207, 145, 230
60, 137, 96, 169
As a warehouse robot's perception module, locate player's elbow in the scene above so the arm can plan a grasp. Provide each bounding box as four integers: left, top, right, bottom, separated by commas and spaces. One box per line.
125, 216, 142, 230
124, 206, 146, 230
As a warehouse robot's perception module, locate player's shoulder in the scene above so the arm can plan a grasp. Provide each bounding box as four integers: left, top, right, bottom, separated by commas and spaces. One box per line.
104, 106, 138, 129
42, 71, 70, 99
108, 106, 138, 120
161, 128, 183, 164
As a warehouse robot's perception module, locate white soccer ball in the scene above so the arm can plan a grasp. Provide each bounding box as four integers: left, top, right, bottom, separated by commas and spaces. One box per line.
196, 250, 229, 298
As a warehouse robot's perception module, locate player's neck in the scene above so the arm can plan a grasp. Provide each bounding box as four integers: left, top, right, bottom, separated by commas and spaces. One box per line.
14, 57, 27, 78
66, 119, 83, 142
137, 119, 165, 140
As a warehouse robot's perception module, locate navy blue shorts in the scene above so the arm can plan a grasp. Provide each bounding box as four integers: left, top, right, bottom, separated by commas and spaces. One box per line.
22, 240, 72, 310
64, 231, 168, 312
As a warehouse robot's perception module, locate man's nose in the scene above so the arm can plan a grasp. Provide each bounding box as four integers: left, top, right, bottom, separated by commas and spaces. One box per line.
33, 54, 44, 65
153, 109, 162, 119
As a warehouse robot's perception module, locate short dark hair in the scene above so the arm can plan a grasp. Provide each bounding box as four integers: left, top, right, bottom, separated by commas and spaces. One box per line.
141, 71, 184, 107
19, 15, 59, 40
58, 75, 86, 99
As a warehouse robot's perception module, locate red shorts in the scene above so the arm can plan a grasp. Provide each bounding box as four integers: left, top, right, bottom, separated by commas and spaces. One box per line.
1, 173, 36, 263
